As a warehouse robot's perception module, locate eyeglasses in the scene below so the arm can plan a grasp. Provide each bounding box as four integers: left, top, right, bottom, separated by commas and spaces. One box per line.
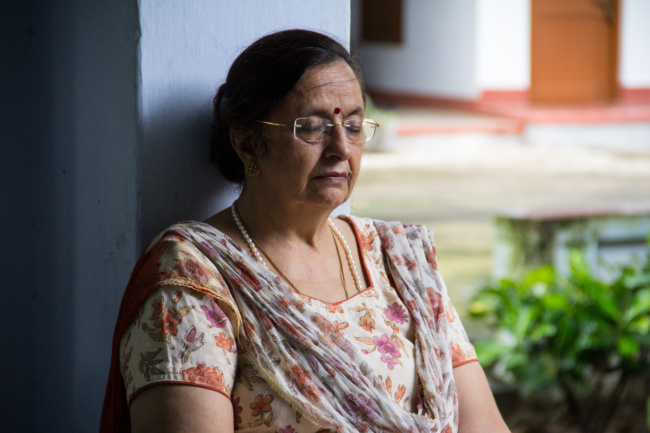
256, 117, 379, 144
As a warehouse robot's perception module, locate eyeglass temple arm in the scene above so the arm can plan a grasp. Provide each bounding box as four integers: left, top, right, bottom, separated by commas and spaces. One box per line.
256, 120, 291, 128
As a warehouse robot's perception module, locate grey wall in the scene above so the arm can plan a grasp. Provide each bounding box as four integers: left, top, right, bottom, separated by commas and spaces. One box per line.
2, 1, 140, 430
1, 1, 350, 431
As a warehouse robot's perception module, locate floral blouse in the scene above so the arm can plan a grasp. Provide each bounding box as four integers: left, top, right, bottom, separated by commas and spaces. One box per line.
119, 218, 477, 432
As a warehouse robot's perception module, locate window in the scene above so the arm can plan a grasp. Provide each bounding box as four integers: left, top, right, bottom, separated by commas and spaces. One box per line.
361, 0, 403, 44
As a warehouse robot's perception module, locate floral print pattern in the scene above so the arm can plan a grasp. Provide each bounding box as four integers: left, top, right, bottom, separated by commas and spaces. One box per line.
384, 303, 408, 324
120, 287, 237, 401
118, 217, 477, 432
140, 290, 193, 349
181, 363, 226, 389
249, 394, 274, 428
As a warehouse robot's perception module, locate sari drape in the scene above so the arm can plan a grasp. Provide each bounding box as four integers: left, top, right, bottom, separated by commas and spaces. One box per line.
101, 217, 461, 433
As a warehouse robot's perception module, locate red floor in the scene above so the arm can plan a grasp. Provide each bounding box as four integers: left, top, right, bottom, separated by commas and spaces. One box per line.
372, 90, 650, 136
397, 121, 523, 136
475, 99, 650, 124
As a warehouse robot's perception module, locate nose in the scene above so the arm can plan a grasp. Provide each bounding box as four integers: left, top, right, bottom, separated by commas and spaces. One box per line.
324, 123, 352, 160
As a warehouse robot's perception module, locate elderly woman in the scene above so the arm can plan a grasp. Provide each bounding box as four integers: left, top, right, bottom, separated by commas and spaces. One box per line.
101, 29, 510, 433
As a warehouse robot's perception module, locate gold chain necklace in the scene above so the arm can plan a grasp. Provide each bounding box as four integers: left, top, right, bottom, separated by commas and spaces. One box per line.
231, 201, 357, 298
332, 231, 350, 298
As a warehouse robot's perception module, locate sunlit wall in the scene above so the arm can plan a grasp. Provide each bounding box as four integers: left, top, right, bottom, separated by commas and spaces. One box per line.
352, 0, 650, 98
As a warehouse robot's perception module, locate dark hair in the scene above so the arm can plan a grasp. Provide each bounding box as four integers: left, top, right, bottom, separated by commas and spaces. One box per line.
210, 29, 365, 183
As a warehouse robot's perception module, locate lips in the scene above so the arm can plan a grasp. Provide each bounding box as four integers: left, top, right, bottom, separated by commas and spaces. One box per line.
315, 171, 351, 181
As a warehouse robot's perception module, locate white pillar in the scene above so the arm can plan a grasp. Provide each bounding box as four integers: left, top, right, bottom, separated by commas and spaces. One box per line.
1, 1, 350, 431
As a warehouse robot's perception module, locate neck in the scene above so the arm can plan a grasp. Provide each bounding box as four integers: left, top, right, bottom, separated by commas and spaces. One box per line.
234, 191, 336, 248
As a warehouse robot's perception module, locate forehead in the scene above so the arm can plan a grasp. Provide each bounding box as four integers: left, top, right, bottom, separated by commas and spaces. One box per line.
284, 62, 363, 115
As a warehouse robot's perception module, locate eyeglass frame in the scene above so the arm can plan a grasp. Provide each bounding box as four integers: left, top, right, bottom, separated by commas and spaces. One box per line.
256, 117, 380, 144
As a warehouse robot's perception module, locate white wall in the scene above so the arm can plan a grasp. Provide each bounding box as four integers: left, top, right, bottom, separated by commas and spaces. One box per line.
138, 0, 351, 245
1, 1, 350, 431
476, 0, 530, 91
478, 0, 650, 92
353, 0, 649, 101
352, 0, 478, 99
619, 0, 650, 88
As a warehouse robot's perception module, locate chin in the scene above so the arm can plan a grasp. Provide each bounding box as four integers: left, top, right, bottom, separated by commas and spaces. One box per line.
300, 183, 352, 209
305, 192, 348, 210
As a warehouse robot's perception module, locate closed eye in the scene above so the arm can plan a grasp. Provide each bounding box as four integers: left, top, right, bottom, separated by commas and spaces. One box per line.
344, 122, 362, 134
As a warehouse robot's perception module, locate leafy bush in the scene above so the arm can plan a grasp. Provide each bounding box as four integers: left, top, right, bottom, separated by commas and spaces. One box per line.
470, 245, 650, 433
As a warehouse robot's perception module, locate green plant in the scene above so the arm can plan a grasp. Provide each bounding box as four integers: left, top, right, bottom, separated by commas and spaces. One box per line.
470, 244, 650, 433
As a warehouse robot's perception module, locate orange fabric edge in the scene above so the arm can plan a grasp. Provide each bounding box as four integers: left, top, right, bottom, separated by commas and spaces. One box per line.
128, 380, 232, 409
452, 357, 479, 369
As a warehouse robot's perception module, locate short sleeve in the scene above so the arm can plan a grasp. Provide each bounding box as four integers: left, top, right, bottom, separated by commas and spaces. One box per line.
119, 285, 238, 403
424, 228, 478, 368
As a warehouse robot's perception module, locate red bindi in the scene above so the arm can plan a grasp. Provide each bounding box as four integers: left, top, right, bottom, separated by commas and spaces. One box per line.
334, 107, 341, 114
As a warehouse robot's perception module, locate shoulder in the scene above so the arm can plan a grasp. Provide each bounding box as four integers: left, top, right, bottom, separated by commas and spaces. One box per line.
202, 207, 242, 244
343, 215, 432, 232
341, 215, 435, 245
147, 220, 226, 249
129, 221, 241, 328
140, 222, 225, 287
338, 215, 404, 235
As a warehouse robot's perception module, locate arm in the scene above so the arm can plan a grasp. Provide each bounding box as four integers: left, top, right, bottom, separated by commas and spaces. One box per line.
120, 283, 239, 433
455, 362, 511, 433
130, 384, 234, 433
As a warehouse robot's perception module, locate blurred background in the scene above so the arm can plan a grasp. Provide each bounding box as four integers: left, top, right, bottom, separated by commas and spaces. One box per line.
349, 1, 650, 431
348, 0, 650, 326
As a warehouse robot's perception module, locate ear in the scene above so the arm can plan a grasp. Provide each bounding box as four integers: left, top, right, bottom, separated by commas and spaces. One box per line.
230, 127, 258, 164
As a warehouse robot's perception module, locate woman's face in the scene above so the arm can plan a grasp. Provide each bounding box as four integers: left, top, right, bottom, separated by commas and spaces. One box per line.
254, 61, 365, 211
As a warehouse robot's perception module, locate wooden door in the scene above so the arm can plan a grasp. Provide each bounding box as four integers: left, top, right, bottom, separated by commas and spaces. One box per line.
531, 0, 619, 103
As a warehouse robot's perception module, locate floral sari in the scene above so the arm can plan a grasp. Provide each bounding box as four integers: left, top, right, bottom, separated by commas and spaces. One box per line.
101, 216, 468, 432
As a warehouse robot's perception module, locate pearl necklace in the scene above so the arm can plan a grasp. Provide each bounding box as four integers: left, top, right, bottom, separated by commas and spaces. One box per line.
231, 202, 268, 271
231, 202, 363, 296
328, 218, 363, 294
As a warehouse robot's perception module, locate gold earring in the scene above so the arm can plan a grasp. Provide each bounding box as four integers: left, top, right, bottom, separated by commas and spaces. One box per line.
245, 161, 260, 176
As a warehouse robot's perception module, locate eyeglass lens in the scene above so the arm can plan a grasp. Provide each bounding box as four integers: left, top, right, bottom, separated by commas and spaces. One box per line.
294, 117, 376, 143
